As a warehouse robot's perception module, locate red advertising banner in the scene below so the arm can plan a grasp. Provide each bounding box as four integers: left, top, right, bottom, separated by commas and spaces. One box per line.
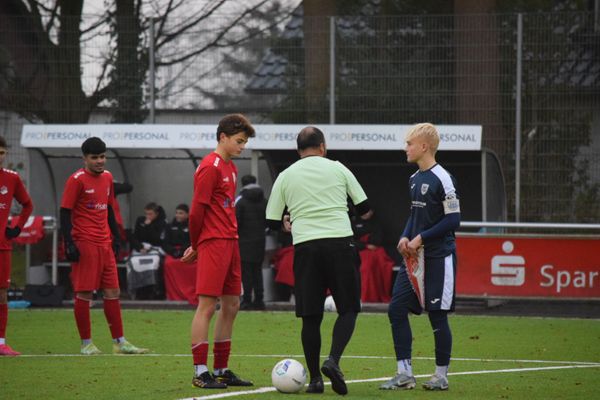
456, 236, 600, 298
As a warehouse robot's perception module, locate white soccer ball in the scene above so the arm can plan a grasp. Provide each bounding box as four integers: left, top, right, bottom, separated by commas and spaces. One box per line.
271, 359, 307, 393
324, 295, 337, 312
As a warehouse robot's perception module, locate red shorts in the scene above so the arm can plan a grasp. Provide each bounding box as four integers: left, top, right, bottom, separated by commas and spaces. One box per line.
0, 250, 11, 289
70, 241, 119, 292
196, 239, 241, 297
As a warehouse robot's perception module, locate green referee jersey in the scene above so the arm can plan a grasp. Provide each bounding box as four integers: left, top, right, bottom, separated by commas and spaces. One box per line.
266, 155, 368, 245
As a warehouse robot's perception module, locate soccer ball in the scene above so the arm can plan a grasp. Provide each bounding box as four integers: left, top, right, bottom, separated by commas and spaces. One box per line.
271, 359, 307, 393
324, 295, 337, 312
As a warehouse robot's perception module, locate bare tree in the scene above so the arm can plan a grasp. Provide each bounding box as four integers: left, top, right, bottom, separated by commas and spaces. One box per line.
0, 0, 294, 123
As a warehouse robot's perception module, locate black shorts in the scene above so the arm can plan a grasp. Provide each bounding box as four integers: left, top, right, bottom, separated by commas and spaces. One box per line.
293, 236, 361, 317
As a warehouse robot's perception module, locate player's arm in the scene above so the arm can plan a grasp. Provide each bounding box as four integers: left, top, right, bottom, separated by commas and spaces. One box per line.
60, 176, 82, 261
340, 162, 371, 218
107, 206, 122, 258
398, 179, 415, 257
59, 207, 79, 262
265, 174, 287, 231
409, 185, 461, 253
6, 177, 34, 238
188, 165, 218, 250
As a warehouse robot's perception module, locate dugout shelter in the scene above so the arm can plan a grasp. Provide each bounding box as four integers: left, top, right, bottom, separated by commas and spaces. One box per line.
21, 123, 505, 276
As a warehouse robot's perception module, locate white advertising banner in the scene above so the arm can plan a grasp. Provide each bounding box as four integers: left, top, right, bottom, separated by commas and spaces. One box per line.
21, 124, 481, 151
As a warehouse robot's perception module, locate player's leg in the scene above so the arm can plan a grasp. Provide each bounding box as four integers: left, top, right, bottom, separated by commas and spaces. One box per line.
70, 242, 102, 355
322, 237, 361, 396
422, 253, 456, 391
99, 244, 147, 354
0, 250, 19, 356
251, 260, 265, 310
380, 267, 420, 390
191, 239, 229, 389
302, 313, 324, 393
293, 241, 326, 393
240, 260, 253, 309
212, 241, 252, 386
191, 295, 223, 387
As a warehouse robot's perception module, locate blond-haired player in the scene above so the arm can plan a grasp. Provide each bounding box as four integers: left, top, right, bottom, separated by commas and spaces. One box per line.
380, 123, 460, 391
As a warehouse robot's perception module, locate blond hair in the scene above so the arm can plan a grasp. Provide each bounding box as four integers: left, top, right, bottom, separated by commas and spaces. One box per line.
405, 123, 440, 153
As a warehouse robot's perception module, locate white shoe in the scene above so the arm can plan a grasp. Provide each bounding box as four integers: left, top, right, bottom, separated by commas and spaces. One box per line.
422, 373, 449, 390
379, 372, 416, 390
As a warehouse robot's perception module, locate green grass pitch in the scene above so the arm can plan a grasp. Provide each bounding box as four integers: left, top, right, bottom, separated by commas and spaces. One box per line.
0, 309, 598, 399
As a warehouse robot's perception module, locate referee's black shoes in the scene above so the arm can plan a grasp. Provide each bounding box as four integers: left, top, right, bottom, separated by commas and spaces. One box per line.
305, 376, 324, 393
321, 358, 348, 395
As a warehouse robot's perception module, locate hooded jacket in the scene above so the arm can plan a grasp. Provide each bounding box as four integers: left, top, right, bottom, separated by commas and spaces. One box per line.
235, 183, 267, 263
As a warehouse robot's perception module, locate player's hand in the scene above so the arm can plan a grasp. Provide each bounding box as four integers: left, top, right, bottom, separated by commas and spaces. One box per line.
407, 235, 423, 259
396, 237, 409, 258
65, 241, 80, 262
181, 246, 197, 263
5, 226, 21, 239
282, 215, 292, 233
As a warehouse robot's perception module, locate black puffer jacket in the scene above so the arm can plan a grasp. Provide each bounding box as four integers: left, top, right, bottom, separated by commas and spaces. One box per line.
163, 218, 190, 258
235, 183, 267, 263
131, 207, 167, 251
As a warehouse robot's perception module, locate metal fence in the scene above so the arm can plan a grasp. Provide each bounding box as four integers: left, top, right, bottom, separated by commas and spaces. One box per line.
1, 11, 598, 223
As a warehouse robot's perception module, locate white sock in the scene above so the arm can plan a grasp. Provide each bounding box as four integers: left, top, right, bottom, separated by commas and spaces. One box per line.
81, 339, 92, 346
397, 359, 413, 375
195, 364, 209, 376
0, 338, 5, 345
213, 368, 228, 376
435, 365, 449, 377
113, 337, 125, 344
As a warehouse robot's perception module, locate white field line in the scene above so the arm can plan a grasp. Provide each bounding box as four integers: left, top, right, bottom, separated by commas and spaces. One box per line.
178, 363, 600, 400
14, 353, 600, 365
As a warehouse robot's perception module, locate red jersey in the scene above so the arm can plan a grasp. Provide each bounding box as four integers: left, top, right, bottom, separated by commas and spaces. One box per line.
0, 169, 33, 250
189, 152, 238, 247
60, 168, 114, 244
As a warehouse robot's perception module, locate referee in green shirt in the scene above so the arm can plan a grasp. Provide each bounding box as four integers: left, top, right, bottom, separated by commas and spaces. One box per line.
266, 126, 372, 395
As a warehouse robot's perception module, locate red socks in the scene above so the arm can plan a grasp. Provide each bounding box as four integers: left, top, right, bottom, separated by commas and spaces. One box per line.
213, 339, 231, 370
74, 297, 92, 340
192, 342, 209, 366
103, 297, 124, 340
0, 303, 7, 338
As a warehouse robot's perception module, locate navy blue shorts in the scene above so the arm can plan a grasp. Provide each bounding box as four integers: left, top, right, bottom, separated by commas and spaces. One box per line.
391, 252, 456, 314
293, 237, 361, 317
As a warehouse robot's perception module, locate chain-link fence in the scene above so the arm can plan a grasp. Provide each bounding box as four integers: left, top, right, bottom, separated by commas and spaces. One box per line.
1, 10, 598, 222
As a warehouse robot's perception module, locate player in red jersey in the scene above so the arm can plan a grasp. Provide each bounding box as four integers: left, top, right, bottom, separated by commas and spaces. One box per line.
181, 114, 255, 389
0, 136, 33, 356
60, 137, 148, 355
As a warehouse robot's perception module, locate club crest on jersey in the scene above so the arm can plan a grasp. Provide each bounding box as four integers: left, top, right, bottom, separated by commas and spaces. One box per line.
420, 183, 429, 195
0, 186, 7, 195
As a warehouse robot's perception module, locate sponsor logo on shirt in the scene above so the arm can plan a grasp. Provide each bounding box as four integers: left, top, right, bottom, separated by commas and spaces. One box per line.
0, 186, 7, 195
0, 202, 6, 209
411, 200, 427, 208
223, 177, 230, 183
86, 202, 108, 210
85, 188, 95, 194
